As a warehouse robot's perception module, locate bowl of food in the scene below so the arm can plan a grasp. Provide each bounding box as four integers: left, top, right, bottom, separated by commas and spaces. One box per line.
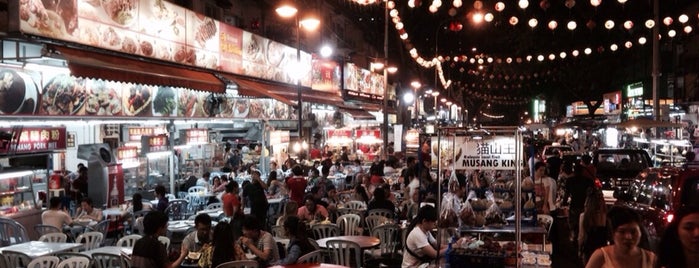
187, 251, 201, 260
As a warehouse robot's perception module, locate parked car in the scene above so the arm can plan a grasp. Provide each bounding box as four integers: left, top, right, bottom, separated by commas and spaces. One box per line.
593, 148, 652, 191
614, 166, 699, 246
541, 144, 573, 160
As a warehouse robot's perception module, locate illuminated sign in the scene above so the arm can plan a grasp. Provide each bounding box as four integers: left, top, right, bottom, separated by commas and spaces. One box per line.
0, 127, 66, 154
627, 82, 644, 97
184, 129, 208, 144
140, 135, 170, 155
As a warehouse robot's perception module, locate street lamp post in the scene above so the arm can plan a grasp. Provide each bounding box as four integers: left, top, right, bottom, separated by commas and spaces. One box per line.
277, 2, 319, 144
410, 81, 421, 125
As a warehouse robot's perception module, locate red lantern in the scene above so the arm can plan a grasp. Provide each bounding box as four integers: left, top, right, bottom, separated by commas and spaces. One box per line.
539, 0, 550, 10
449, 21, 463, 31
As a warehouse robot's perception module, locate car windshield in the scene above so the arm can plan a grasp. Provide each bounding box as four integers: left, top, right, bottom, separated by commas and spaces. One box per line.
596, 152, 650, 171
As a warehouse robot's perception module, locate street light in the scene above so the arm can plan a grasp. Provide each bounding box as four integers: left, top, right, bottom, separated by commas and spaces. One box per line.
431, 91, 440, 117
276, 1, 320, 143
410, 81, 421, 124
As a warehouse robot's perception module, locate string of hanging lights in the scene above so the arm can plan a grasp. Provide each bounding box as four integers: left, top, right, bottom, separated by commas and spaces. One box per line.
388, 0, 698, 90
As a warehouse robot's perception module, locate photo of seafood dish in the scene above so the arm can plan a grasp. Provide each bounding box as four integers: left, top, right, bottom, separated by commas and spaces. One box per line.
174, 46, 196, 65
122, 85, 152, 116
101, 0, 136, 26
121, 36, 138, 54
139, 40, 154, 57
178, 89, 199, 117
41, 75, 86, 115
152, 86, 177, 116
273, 100, 290, 119
84, 80, 122, 116
102, 27, 122, 48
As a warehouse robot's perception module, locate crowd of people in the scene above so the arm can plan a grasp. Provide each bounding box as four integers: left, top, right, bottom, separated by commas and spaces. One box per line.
41, 139, 699, 268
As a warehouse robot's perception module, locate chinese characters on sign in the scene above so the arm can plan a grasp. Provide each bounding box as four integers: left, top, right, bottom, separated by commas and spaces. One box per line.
140, 135, 170, 155
184, 129, 209, 145
116, 147, 139, 160
0, 127, 66, 154
430, 136, 521, 170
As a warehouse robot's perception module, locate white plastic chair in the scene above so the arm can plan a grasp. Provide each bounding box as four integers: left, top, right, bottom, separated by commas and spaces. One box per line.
26, 256, 60, 268
56, 256, 91, 268
206, 203, 222, 210
297, 249, 323, 263
39, 232, 68, 243
91, 253, 121, 268
2, 250, 31, 268
75, 231, 104, 251
158, 236, 171, 251
337, 214, 361, 236
365, 215, 388, 234
346, 200, 367, 210
537, 214, 554, 252
311, 223, 340, 240
116, 234, 142, 248
326, 239, 362, 267
214, 260, 258, 268
188, 186, 207, 194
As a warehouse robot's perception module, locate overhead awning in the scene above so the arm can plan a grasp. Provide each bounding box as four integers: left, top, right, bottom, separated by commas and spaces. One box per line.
355, 102, 397, 114
220, 73, 346, 108
220, 74, 295, 107
53, 46, 225, 93
339, 107, 376, 120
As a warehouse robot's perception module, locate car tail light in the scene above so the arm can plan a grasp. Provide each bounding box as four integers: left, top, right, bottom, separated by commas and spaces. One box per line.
665, 213, 674, 223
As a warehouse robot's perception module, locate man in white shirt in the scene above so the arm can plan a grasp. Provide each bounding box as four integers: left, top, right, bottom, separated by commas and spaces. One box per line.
196, 172, 210, 187
42, 196, 73, 230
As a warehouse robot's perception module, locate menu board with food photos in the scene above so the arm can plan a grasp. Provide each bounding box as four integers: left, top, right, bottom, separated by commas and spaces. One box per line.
343, 63, 385, 102
16, 0, 312, 86
0, 69, 298, 120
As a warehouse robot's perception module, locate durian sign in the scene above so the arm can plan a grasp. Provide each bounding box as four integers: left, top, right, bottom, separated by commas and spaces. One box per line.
431, 136, 522, 170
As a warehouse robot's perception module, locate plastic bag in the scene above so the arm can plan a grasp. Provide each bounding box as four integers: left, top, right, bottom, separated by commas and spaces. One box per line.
439, 193, 459, 228
459, 198, 475, 226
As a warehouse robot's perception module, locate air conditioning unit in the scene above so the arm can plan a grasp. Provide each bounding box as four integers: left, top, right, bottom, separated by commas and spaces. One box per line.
77, 143, 116, 166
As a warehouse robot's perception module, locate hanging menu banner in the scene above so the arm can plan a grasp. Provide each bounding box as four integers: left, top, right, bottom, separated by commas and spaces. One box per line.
343, 63, 385, 103
16, 0, 311, 86
0, 127, 66, 154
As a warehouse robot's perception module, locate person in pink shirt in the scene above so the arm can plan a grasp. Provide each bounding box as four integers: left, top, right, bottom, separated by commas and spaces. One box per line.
297, 195, 329, 222
285, 165, 307, 206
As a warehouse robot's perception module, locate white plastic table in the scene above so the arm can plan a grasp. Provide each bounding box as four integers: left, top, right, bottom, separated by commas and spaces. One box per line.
0, 241, 83, 258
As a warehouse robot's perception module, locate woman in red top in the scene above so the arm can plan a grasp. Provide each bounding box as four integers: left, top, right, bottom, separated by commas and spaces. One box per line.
285, 165, 307, 205
222, 181, 244, 240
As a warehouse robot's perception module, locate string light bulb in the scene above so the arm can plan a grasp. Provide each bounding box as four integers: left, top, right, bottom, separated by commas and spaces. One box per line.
567, 21, 577, 30
518, 0, 529, 9
548, 20, 558, 30
679, 14, 689, 24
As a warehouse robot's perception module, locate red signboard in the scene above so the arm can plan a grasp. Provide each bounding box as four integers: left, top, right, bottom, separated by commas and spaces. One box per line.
326, 129, 352, 138
355, 129, 381, 138
0, 127, 66, 154
185, 129, 208, 144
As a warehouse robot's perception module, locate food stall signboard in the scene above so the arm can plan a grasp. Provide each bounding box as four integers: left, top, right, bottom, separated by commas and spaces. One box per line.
116, 147, 139, 161
270, 131, 290, 145
343, 63, 385, 103
16, 0, 311, 86
430, 136, 521, 170
184, 129, 209, 144
127, 127, 157, 142
140, 135, 170, 155
0, 127, 66, 154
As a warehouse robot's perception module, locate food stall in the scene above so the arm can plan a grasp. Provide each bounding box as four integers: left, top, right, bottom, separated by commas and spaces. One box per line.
355, 129, 382, 162
325, 128, 353, 153
0, 127, 66, 240
269, 130, 290, 165
141, 135, 175, 193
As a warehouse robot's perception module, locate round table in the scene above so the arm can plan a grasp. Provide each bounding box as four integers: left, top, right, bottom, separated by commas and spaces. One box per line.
268, 264, 349, 268
316, 235, 380, 249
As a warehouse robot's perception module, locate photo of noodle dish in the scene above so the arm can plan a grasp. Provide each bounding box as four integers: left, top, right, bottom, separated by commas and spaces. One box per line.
84, 80, 122, 116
